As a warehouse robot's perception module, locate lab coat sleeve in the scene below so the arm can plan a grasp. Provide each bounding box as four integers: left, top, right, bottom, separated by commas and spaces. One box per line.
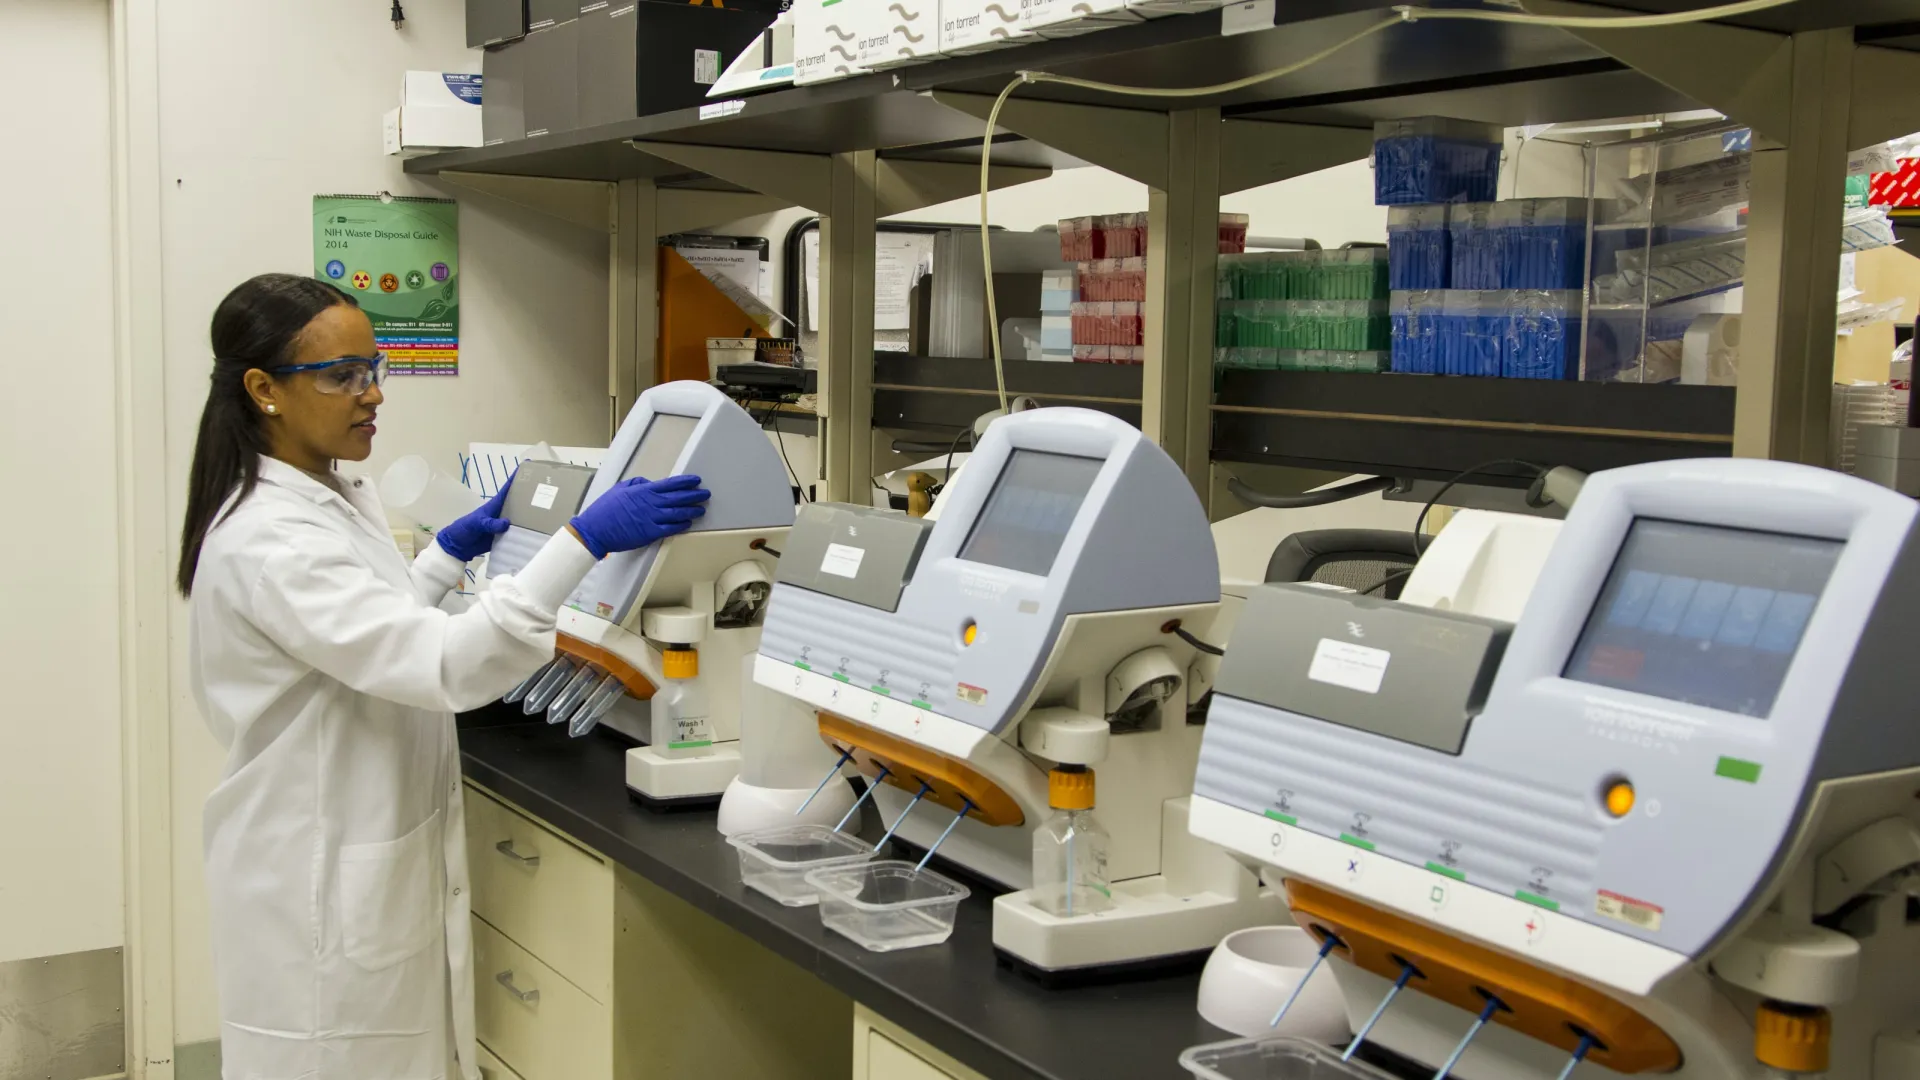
251, 523, 599, 713
408, 543, 469, 607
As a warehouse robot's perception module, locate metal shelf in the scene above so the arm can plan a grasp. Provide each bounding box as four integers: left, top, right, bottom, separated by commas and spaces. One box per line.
1212, 370, 1735, 480
401, 0, 1920, 503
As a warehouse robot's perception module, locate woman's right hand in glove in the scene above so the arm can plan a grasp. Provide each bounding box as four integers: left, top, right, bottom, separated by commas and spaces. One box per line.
567, 474, 710, 558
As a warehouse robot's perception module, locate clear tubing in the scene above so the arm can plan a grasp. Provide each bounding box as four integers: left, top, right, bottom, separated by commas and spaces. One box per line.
876, 781, 932, 851
834, 766, 892, 833
915, 798, 974, 872
1269, 933, 1342, 1028
1434, 996, 1506, 1080
523, 656, 577, 714
795, 748, 856, 816
1343, 962, 1418, 1062
1553, 1034, 1597, 1080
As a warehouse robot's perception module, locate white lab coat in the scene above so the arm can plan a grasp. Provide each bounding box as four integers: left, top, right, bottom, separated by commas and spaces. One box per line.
189, 457, 595, 1080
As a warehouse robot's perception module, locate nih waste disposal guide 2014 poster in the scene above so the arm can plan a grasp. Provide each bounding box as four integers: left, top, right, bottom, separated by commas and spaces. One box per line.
312, 194, 460, 375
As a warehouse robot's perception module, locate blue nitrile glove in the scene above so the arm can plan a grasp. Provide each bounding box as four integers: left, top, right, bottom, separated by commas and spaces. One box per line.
436, 472, 515, 562
568, 474, 710, 559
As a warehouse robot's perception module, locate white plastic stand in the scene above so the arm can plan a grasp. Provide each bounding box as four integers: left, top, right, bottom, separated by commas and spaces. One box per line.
717, 773, 858, 837
626, 743, 742, 803
990, 798, 1286, 974
713, 653, 858, 833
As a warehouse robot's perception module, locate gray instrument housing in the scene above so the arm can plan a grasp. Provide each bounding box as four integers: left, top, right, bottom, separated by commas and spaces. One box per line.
1195, 458, 1920, 957
778, 504, 934, 613
759, 407, 1218, 732
1215, 584, 1511, 755
487, 460, 598, 578
565, 381, 796, 623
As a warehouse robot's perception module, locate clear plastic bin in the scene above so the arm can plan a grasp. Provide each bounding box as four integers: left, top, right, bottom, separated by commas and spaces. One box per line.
1492, 198, 1589, 290
1071, 300, 1145, 346
1386, 205, 1449, 289
1447, 203, 1500, 289
728, 825, 876, 907
1218, 250, 1389, 303
1372, 117, 1502, 206
1217, 300, 1388, 351
1180, 1035, 1398, 1080
1388, 290, 1443, 374
805, 859, 969, 951
1077, 257, 1147, 302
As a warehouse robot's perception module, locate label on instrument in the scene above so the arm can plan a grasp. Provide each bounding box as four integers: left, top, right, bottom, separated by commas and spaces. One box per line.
694, 49, 722, 85
1308, 639, 1390, 694
820, 542, 866, 578
698, 99, 745, 120
1596, 889, 1665, 932
956, 682, 988, 705
531, 483, 560, 510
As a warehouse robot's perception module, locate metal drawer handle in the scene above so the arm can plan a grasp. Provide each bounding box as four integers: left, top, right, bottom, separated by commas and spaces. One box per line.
495, 969, 540, 1005
495, 839, 540, 867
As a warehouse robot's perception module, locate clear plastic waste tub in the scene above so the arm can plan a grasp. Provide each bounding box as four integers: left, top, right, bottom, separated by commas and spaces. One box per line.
728, 825, 875, 907
805, 860, 970, 951
1179, 1036, 1399, 1080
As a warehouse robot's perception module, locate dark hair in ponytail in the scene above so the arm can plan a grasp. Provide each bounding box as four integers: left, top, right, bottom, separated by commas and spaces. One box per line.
177, 273, 357, 596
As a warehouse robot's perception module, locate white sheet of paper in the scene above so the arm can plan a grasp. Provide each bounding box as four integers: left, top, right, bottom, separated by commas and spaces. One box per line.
531, 483, 560, 510
1307, 639, 1391, 694
675, 246, 760, 296
875, 233, 926, 331
820, 542, 866, 578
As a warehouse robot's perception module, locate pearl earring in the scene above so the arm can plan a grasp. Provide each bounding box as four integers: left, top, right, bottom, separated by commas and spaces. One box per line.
266, 405, 277, 414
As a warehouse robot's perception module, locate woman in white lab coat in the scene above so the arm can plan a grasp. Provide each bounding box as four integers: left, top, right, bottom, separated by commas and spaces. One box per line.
179, 273, 708, 1080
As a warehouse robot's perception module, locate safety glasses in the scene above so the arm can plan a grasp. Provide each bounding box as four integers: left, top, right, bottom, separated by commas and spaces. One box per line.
275, 353, 389, 396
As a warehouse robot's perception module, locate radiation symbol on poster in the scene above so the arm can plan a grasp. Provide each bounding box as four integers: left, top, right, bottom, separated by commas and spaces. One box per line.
405, 269, 426, 290
350, 270, 372, 290
379, 273, 400, 293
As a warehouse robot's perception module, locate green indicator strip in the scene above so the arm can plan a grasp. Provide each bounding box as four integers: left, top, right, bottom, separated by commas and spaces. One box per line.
1339, 833, 1376, 851
1516, 890, 1560, 912
668, 740, 713, 750
1426, 862, 1466, 882
871, 686, 892, 696
1263, 809, 1298, 826
794, 661, 811, 671
1716, 756, 1763, 783
911, 700, 931, 710
831, 671, 851, 683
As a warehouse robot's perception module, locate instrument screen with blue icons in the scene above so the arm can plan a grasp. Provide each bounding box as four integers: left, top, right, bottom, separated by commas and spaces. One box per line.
957, 450, 1105, 578
1563, 518, 1842, 718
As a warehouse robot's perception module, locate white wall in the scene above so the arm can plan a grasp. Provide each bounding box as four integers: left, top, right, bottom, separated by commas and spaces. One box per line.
0, 0, 126, 967
156, 0, 612, 1044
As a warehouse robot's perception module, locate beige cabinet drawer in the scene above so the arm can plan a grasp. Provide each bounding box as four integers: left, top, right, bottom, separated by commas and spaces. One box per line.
866, 1031, 957, 1080
465, 784, 614, 1000
473, 915, 612, 1080
476, 1041, 528, 1080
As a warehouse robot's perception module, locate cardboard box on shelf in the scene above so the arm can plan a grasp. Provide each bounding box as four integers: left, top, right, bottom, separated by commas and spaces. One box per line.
383, 71, 484, 154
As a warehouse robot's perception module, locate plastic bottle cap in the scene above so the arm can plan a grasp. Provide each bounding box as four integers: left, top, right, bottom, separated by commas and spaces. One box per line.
1754, 1001, 1830, 1072
1049, 768, 1095, 810
662, 647, 698, 680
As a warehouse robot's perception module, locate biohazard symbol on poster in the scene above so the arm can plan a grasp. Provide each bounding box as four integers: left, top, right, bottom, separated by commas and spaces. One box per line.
313, 194, 460, 375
